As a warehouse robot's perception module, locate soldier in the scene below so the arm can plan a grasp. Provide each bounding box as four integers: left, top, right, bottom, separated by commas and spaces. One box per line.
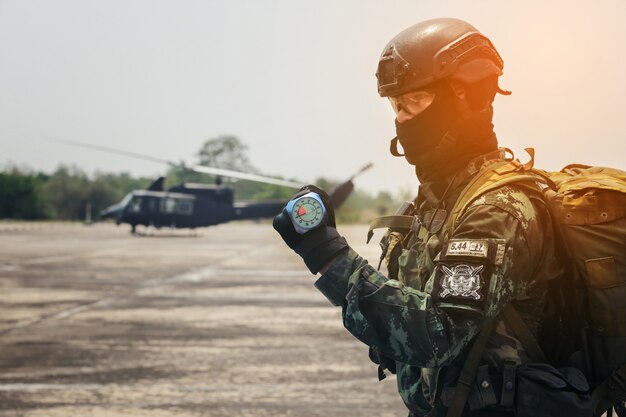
274, 18, 590, 417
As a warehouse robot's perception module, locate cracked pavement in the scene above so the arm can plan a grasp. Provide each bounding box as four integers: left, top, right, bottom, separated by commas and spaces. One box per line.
0, 222, 405, 416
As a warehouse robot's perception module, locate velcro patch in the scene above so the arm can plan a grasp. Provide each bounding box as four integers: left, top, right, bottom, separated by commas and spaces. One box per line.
446, 240, 489, 258
432, 261, 492, 312
439, 264, 484, 300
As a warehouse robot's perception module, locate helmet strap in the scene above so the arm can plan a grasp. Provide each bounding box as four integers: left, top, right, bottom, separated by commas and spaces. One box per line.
389, 137, 405, 157
497, 86, 512, 96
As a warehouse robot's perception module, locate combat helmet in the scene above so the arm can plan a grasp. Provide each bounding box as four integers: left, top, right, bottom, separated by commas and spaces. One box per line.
376, 18, 504, 97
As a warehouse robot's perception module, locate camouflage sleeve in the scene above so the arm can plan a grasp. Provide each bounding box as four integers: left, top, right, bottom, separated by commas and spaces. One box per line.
314, 185, 548, 368
315, 248, 452, 368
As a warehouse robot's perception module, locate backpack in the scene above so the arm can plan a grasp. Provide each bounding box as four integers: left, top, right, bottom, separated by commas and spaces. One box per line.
442, 148, 626, 415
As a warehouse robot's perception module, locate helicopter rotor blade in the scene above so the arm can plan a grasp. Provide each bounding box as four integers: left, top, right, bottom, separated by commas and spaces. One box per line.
329, 162, 373, 209
51, 138, 178, 167
51, 138, 302, 188
190, 165, 302, 189
329, 180, 354, 209
349, 162, 374, 181
51, 138, 369, 193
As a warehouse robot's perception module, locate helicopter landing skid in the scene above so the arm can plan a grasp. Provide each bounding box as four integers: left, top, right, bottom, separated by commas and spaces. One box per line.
130, 225, 201, 238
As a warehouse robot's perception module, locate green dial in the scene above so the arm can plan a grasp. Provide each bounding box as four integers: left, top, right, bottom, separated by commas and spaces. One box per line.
291, 196, 324, 230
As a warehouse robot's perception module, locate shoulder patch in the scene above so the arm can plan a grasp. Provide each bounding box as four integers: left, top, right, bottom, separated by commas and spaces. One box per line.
446, 239, 488, 258
439, 264, 484, 300
432, 259, 495, 312
441, 238, 507, 266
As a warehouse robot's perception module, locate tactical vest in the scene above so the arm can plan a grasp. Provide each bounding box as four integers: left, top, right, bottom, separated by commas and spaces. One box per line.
369, 149, 626, 416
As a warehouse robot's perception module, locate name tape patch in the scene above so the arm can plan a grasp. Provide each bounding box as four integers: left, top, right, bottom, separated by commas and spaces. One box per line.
447, 240, 488, 258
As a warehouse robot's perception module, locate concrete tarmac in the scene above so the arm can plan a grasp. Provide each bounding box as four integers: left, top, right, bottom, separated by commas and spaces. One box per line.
0, 222, 406, 417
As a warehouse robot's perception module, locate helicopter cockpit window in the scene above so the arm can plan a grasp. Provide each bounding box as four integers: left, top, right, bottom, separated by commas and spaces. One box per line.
130, 197, 143, 213
121, 193, 133, 207
176, 200, 194, 215
160, 198, 177, 214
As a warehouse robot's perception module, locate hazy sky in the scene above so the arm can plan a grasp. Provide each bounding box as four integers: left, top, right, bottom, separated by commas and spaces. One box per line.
1, 0, 625, 194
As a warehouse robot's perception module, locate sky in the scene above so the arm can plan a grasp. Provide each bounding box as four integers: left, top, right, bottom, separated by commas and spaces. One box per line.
1, 0, 625, 195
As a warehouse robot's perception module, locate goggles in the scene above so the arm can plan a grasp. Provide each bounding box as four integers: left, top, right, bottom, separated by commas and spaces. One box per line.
388, 89, 436, 117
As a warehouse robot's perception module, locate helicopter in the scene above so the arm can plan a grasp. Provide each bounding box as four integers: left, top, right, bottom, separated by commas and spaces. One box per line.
55, 139, 373, 233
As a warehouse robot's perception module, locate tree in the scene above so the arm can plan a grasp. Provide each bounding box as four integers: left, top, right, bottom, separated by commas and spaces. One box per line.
41, 165, 91, 220
196, 135, 255, 172
168, 134, 296, 200
166, 135, 256, 188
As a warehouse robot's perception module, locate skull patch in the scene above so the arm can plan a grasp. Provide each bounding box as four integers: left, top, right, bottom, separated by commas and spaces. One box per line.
439, 264, 484, 300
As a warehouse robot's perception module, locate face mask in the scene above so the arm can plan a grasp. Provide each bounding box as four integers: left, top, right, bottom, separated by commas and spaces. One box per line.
392, 82, 461, 166
391, 82, 497, 183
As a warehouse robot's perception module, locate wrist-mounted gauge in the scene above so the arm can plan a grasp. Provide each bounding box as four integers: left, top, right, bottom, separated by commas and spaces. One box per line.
286, 192, 328, 234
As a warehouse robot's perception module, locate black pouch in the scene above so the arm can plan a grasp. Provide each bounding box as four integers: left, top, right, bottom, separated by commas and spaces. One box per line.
368, 347, 396, 380
516, 363, 593, 417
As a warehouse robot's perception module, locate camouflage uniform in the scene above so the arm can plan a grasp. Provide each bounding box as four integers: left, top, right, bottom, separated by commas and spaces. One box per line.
314, 149, 562, 416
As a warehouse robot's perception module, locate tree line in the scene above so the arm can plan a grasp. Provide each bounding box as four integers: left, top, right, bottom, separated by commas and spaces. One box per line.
0, 166, 152, 220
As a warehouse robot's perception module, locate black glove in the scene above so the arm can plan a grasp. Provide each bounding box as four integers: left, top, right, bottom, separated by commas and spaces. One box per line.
273, 185, 349, 274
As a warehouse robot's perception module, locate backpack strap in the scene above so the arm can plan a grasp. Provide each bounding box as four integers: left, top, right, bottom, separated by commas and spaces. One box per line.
446, 305, 549, 417
502, 304, 548, 363
441, 148, 551, 238
367, 201, 417, 244
593, 381, 613, 416
446, 164, 544, 235
593, 365, 626, 416
367, 215, 416, 243
446, 151, 549, 417
446, 318, 496, 417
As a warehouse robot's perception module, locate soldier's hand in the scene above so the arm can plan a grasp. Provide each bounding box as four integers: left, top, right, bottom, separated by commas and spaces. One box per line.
273, 185, 348, 274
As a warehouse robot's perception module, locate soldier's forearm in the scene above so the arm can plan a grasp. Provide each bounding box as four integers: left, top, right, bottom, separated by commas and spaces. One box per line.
315, 247, 364, 306
343, 270, 457, 367
315, 247, 476, 367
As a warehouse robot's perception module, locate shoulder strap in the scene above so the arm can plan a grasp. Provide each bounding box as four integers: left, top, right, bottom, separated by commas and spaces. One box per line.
593, 381, 613, 416
447, 150, 553, 416
367, 201, 416, 244
446, 318, 496, 417
443, 148, 552, 238
446, 305, 549, 417
446, 162, 544, 236
367, 215, 416, 243
502, 304, 548, 363
593, 365, 626, 416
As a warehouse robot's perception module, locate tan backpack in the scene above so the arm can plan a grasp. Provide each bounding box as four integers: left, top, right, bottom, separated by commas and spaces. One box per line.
443, 149, 626, 415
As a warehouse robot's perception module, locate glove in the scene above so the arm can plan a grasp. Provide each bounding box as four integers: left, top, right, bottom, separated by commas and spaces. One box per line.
273, 185, 349, 274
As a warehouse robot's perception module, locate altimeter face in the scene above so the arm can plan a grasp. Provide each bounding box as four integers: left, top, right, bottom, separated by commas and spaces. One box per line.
291, 196, 324, 230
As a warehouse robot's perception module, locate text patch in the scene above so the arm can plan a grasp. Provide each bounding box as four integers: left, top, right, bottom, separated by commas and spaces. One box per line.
447, 240, 488, 258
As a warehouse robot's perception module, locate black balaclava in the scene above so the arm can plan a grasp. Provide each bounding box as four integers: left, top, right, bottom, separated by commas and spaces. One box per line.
392, 77, 498, 184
